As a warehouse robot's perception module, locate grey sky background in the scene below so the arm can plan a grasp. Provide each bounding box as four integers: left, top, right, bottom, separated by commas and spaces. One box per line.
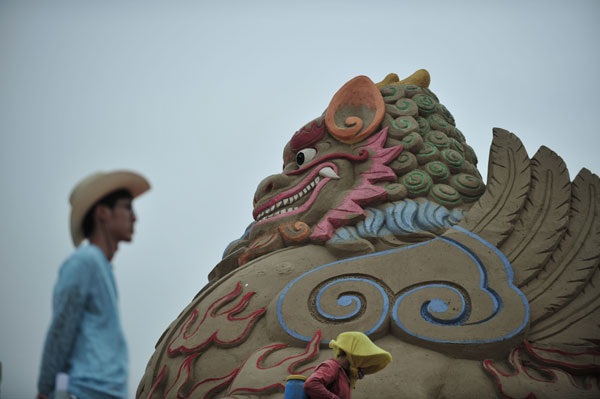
1, 1, 599, 397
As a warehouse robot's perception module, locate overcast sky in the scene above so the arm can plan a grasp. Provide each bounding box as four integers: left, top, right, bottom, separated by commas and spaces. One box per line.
1, 1, 599, 397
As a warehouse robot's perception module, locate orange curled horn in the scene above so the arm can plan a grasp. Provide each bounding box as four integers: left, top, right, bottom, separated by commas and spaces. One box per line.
325, 75, 385, 144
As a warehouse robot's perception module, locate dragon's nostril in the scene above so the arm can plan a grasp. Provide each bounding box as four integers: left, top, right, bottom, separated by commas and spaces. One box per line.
264, 182, 274, 194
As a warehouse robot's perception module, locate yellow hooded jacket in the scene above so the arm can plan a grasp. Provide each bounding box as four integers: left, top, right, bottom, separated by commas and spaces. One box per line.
329, 332, 392, 389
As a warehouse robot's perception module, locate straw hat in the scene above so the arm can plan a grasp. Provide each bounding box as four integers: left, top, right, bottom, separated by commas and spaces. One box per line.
329, 331, 392, 388
69, 170, 151, 247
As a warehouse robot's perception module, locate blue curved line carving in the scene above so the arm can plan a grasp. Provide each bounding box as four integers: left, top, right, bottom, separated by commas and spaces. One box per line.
278, 226, 529, 345
452, 225, 530, 328
316, 278, 389, 321
416, 284, 469, 326
440, 236, 502, 324
335, 200, 467, 243
391, 227, 530, 344
276, 241, 431, 343
427, 298, 449, 313
329, 226, 361, 244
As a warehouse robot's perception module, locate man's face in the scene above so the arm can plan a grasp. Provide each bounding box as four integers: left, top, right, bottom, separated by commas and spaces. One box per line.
105, 198, 136, 242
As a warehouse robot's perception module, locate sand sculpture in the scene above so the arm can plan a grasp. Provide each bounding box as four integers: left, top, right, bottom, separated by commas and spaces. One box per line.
137, 70, 600, 398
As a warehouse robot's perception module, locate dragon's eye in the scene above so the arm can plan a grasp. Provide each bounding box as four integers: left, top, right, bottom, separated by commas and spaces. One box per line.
296, 148, 316, 166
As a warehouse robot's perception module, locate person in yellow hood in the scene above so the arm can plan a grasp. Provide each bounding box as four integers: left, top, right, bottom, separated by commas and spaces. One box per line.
303, 332, 392, 399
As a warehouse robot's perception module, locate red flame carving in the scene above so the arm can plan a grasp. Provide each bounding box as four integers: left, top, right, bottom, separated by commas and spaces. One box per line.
168, 282, 266, 355
226, 330, 322, 395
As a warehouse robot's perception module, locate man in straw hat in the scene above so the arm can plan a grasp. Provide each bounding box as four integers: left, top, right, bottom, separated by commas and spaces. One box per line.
37, 170, 150, 399
303, 331, 392, 399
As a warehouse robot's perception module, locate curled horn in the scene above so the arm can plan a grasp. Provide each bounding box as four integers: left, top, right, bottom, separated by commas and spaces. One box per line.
325, 76, 385, 144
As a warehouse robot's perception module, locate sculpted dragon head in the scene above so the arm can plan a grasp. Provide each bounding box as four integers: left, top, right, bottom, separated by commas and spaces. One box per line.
140, 70, 600, 399
219, 70, 485, 271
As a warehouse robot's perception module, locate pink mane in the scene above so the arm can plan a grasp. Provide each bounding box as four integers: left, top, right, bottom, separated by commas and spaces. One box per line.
310, 128, 403, 242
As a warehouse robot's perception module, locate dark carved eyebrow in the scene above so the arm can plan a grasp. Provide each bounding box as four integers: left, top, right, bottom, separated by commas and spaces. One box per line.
289, 119, 326, 152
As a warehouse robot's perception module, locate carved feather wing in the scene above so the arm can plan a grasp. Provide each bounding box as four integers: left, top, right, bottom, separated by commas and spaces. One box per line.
458, 128, 531, 247
500, 146, 571, 287
521, 168, 600, 349
464, 128, 600, 350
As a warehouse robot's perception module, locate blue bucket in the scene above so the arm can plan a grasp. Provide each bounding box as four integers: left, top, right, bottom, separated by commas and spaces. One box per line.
284, 375, 308, 399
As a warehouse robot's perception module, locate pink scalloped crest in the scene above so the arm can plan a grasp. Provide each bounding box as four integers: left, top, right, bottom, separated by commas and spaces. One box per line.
360, 128, 403, 182
168, 282, 266, 355
310, 128, 403, 242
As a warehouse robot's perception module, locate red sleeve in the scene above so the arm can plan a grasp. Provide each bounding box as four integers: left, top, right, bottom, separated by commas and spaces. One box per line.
303, 360, 340, 399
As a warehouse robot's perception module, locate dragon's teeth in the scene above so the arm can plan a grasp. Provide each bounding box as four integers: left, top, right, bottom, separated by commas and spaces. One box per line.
319, 166, 339, 179
270, 205, 275, 212
276, 201, 282, 208
293, 194, 299, 200
283, 198, 289, 205
310, 181, 316, 188
315, 176, 320, 183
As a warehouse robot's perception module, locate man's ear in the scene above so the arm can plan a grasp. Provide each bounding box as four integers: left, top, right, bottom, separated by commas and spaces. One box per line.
94, 204, 111, 223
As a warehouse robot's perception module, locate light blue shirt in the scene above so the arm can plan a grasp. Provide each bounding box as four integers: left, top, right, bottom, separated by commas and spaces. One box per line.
38, 245, 128, 399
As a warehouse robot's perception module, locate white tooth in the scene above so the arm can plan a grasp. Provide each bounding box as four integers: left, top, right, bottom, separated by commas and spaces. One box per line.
310, 181, 316, 188
270, 205, 275, 212
276, 201, 282, 208
315, 176, 320, 183
280, 208, 287, 214
283, 198, 289, 205
259, 212, 264, 218
298, 191, 303, 198
319, 166, 339, 179
293, 194, 299, 200
303, 187, 308, 194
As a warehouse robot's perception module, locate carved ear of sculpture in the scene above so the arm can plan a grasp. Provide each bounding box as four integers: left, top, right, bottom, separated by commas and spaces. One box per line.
325, 75, 385, 144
